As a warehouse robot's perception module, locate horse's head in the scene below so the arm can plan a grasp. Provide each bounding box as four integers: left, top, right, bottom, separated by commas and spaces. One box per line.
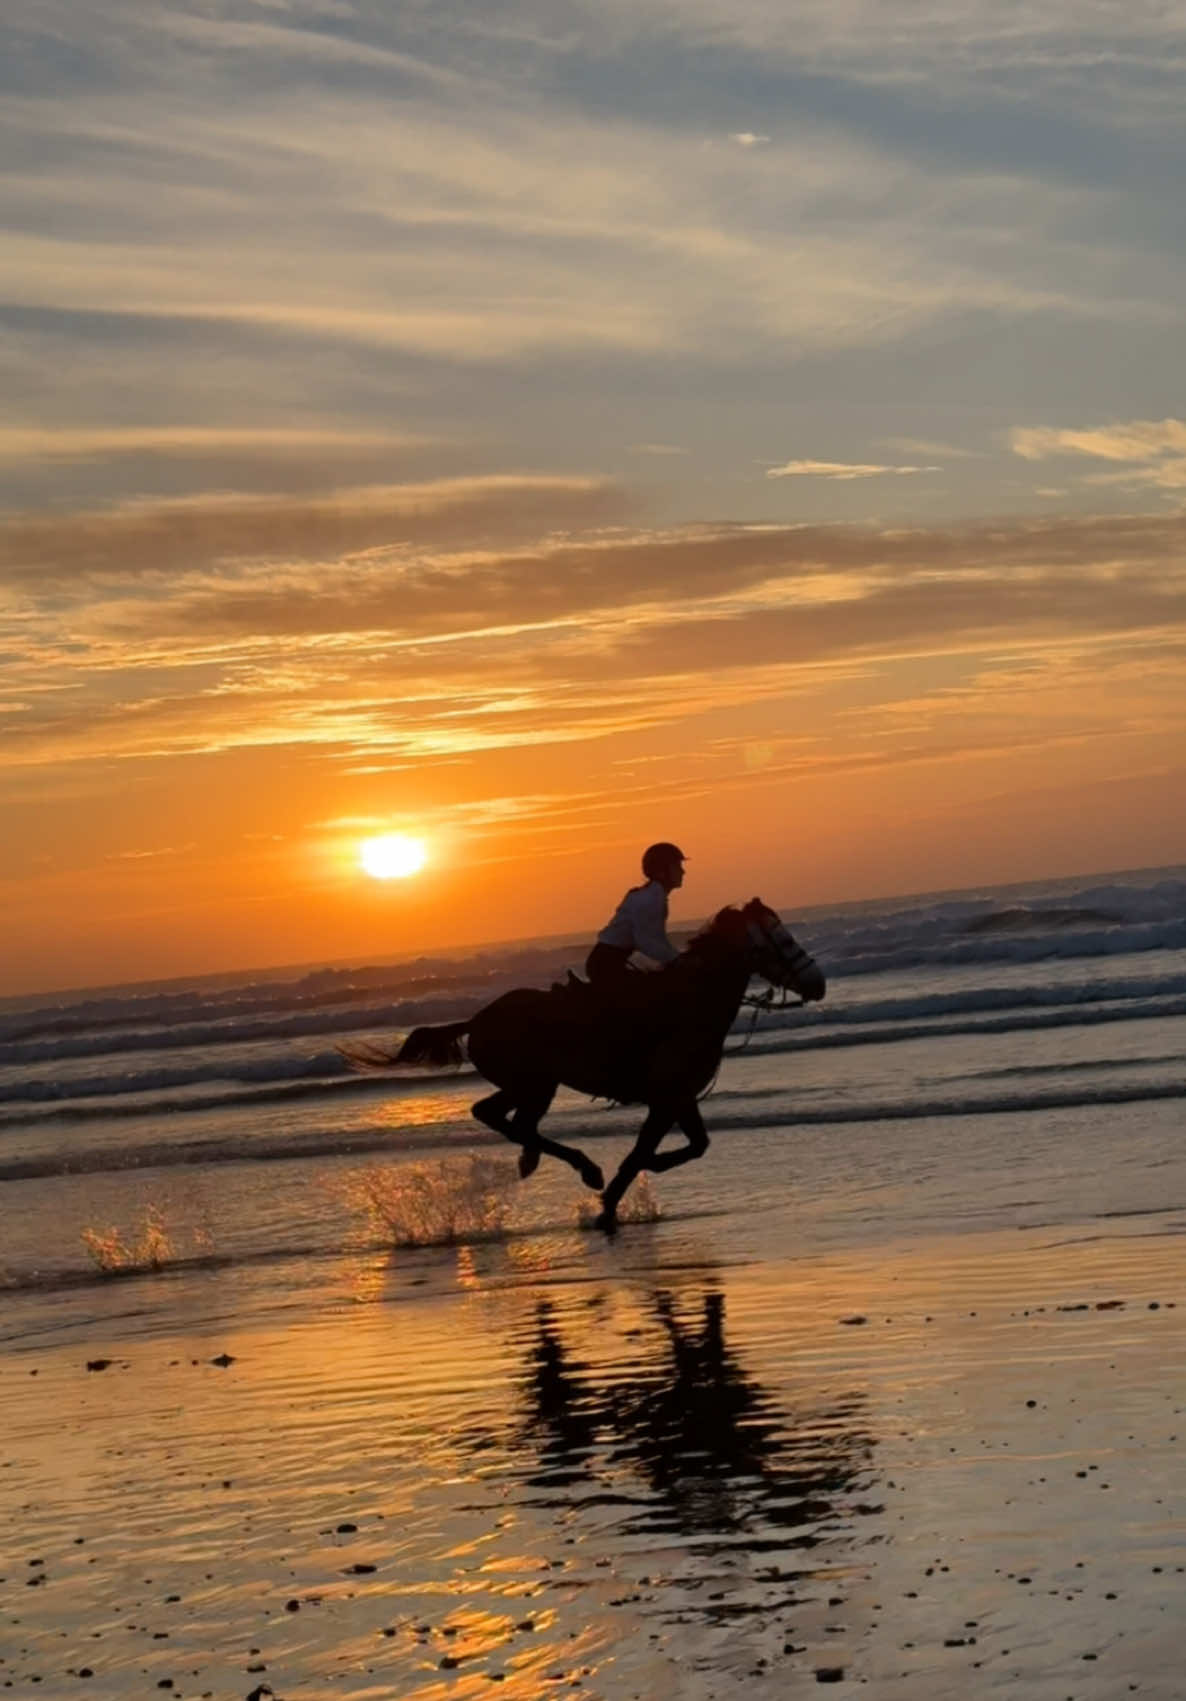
707, 898, 826, 1001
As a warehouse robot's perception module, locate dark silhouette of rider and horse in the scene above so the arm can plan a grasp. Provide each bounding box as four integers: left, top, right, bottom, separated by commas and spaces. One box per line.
350, 845, 825, 1230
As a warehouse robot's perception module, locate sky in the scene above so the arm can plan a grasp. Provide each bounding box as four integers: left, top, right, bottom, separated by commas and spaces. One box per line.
3, 0, 1186, 994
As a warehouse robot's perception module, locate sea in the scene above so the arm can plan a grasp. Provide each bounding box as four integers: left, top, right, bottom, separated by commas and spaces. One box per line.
2, 862, 1185, 1308
4, 864, 1186, 1699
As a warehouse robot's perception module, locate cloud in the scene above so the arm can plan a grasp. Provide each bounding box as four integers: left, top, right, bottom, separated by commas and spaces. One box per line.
766, 460, 941, 480
729, 132, 770, 147
2, 52, 1168, 418
1011, 418, 1186, 492
158, 11, 465, 87
4, 503, 1186, 776
0, 475, 624, 585
0, 427, 434, 462
1012, 419, 1186, 463
877, 437, 980, 460
107, 843, 196, 860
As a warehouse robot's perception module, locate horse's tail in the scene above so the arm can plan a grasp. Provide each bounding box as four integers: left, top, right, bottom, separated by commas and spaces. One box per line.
338, 1019, 470, 1072
394, 1019, 471, 1068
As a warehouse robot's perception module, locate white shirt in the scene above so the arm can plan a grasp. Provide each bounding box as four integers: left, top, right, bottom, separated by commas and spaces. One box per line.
597, 880, 679, 964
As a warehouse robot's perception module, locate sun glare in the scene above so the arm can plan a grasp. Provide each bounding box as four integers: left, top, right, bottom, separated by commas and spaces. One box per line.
359, 833, 429, 880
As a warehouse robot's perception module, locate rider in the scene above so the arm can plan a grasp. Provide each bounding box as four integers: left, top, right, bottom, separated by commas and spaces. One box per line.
586, 843, 686, 985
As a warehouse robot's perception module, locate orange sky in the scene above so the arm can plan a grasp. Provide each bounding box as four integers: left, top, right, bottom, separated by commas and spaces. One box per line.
3, 2, 1186, 994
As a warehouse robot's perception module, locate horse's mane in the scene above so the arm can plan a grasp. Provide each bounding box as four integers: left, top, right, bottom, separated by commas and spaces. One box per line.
658, 906, 746, 977
696, 904, 746, 942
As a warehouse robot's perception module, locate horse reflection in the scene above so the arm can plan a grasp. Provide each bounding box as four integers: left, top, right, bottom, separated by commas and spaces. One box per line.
516, 1290, 876, 1548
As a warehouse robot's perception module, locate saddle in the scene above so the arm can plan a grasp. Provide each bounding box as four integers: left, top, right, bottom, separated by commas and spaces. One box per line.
548, 967, 673, 1028
543, 971, 658, 1102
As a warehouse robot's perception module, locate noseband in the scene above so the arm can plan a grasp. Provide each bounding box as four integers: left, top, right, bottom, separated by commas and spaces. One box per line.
745, 910, 813, 983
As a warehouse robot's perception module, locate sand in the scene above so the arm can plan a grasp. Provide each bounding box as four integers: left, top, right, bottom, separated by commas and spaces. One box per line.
3, 1207, 1185, 1701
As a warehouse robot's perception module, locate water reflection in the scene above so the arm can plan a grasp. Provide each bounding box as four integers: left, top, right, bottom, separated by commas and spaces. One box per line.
510, 1288, 878, 1554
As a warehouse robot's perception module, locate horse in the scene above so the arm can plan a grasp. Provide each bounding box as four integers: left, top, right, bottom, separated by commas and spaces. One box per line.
361, 899, 825, 1231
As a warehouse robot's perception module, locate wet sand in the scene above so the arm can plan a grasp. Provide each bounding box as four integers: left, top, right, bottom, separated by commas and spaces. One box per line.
3, 1211, 1185, 1700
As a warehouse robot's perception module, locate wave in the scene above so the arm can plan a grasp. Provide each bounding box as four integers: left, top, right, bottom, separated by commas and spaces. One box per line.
0, 1070, 428, 1129
3, 967, 1184, 1123
0, 947, 580, 1050
3, 1076, 1183, 1182
750, 990, 1186, 1055
0, 994, 484, 1068
3, 869, 1183, 1061
819, 918, 1186, 979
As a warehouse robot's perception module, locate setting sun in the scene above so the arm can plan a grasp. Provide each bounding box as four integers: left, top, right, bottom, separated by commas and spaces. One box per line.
359, 833, 429, 880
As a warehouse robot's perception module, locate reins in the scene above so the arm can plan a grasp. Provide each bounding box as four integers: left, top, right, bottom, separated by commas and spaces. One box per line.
723, 984, 804, 1057
699, 984, 805, 1099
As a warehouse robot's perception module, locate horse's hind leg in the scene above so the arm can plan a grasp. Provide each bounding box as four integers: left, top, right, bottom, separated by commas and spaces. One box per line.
511, 1085, 604, 1191
480, 1081, 604, 1192
472, 1091, 516, 1135
597, 1106, 674, 1232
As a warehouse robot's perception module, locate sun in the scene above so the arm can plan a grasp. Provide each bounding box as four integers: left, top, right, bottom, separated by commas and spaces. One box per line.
359, 832, 429, 880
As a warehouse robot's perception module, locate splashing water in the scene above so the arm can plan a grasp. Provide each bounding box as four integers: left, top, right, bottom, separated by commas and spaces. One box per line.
80, 1206, 211, 1274
348, 1155, 519, 1248
577, 1174, 661, 1229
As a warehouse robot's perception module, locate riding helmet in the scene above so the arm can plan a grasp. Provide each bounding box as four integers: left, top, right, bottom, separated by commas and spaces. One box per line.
642, 842, 687, 879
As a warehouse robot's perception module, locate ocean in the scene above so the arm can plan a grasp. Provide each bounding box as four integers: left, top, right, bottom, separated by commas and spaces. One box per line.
3, 862, 1184, 1298
3, 864, 1186, 1698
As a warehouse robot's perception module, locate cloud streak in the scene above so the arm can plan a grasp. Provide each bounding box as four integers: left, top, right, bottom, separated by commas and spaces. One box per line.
0, 426, 435, 462
0, 475, 623, 585
1012, 417, 1186, 492
4, 495, 1185, 777
766, 460, 941, 480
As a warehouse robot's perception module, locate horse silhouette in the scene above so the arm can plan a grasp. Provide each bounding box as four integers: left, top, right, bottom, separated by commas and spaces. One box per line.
357, 899, 824, 1230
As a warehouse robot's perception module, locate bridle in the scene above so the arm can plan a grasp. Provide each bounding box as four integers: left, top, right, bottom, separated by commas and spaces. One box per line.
723, 907, 811, 1058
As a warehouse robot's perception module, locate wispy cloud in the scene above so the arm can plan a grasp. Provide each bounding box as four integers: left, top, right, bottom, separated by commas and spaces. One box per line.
4, 500, 1185, 774
107, 843, 196, 861
1012, 419, 1186, 462
878, 437, 980, 460
0, 427, 435, 462
1011, 418, 1186, 491
766, 460, 941, 480
0, 475, 622, 585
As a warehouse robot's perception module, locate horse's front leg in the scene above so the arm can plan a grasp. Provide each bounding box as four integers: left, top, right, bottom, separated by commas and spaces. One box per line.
597, 1105, 674, 1232
644, 1099, 710, 1174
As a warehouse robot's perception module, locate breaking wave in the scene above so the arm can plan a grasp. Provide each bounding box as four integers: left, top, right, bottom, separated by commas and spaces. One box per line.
0, 864, 1181, 1160
2, 965, 1183, 1126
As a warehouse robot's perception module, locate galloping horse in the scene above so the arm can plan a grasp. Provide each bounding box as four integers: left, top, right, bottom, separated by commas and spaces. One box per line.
367, 900, 824, 1230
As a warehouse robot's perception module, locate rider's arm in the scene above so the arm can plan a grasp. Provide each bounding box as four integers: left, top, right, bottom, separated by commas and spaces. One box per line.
630, 882, 680, 964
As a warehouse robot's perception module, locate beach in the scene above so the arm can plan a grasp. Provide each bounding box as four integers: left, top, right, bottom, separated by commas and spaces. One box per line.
3, 866, 1186, 1697
5, 1209, 1186, 1699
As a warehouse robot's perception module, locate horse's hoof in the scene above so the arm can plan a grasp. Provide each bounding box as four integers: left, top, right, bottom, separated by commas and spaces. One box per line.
517, 1146, 541, 1179
578, 1160, 605, 1192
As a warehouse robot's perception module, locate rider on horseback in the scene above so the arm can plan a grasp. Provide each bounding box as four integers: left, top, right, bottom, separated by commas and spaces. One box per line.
585, 843, 686, 985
